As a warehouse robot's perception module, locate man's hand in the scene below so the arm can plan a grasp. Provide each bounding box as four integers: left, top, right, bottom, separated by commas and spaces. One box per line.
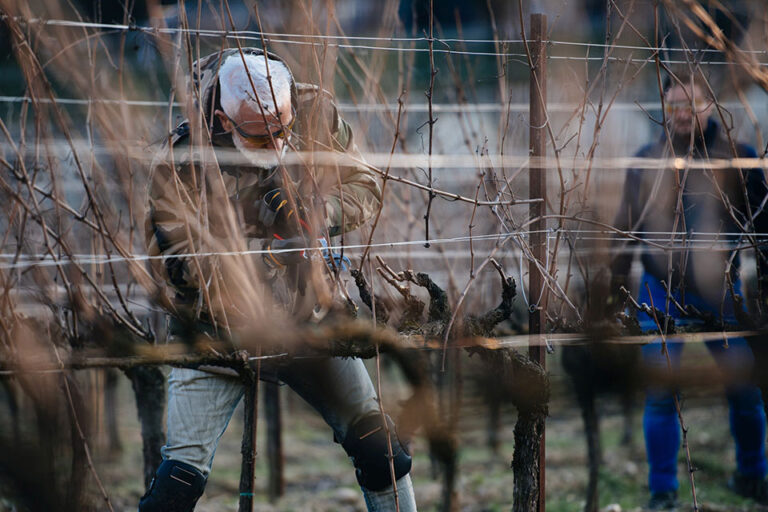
263, 236, 307, 269
262, 237, 351, 272
318, 238, 351, 271
257, 188, 306, 233
257, 189, 287, 228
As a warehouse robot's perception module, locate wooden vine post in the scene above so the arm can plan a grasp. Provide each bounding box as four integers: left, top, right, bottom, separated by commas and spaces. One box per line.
238, 375, 259, 512
264, 382, 285, 501
528, 12, 548, 512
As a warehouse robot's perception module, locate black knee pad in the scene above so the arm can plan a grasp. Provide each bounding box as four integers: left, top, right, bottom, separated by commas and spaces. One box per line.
138, 459, 207, 512
341, 413, 412, 491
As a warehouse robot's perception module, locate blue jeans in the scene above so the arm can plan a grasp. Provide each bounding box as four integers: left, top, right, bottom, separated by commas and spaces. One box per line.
637, 274, 767, 493
163, 357, 417, 511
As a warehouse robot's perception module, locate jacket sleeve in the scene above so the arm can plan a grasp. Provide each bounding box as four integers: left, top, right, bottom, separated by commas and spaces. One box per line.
609, 166, 643, 292
145, 135, 202, 300
295, 84, 382, 237
741, 144, 768, 306
145, 131, 256, 313
323, 116, 382, 237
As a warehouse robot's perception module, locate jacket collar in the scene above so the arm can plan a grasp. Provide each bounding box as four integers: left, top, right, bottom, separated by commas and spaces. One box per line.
663, 118, 719, 153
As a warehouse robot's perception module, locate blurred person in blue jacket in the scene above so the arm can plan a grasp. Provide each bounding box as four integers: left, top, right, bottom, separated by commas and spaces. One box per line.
610, 71, 768, 509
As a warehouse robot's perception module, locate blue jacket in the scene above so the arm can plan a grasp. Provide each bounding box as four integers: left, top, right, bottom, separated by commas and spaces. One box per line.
610, 119, 768, 310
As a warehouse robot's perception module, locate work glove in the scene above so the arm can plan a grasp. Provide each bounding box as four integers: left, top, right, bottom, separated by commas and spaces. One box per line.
318, 238, 351, 271
263, 237, 351, 272
257, 188, 307, 234
262, 236, 308, 269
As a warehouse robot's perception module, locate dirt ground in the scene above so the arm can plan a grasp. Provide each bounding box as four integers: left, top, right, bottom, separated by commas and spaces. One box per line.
27, 348, 768, 512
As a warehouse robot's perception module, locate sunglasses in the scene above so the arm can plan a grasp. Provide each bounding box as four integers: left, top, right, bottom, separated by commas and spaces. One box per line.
223, 107, 296, 148
664, 99, 711, 115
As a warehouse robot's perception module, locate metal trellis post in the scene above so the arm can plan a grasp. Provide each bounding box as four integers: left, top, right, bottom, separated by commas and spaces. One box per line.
528, 12, 548, 512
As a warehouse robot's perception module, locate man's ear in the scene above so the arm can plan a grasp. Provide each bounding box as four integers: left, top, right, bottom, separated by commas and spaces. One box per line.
214, 109, 232, 132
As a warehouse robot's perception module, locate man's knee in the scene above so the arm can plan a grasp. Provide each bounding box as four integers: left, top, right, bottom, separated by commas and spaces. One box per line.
138, 459, 207, 512
341, 413, 412, 492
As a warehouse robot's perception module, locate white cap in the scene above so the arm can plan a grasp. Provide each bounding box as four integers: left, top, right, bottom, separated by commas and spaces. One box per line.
219, 53, 292, 118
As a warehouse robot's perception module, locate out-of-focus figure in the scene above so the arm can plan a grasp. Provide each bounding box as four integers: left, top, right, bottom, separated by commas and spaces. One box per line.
610, 71, 768, 510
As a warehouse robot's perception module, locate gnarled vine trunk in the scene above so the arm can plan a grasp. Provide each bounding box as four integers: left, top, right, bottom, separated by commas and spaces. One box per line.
126, 366, 166, 490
